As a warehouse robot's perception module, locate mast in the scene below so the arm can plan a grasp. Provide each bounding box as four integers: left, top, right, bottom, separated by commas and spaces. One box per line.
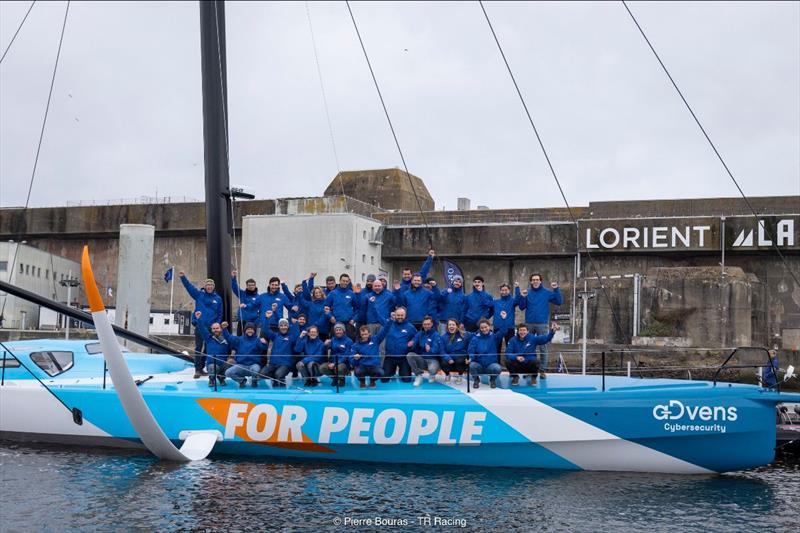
199, 0, 232, 325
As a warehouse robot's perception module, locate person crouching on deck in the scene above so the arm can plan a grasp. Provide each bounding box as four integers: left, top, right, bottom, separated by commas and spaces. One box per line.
322, 323, 352, 387
506, 323, 558, 386
200, 322, 230, 387
294, 326, 326, 386
407, 316, 443, 386
221, 321, 267, 388
261, 315, 299, 387
351, 325, 384, 388
441, 318, 471, 382
467, 319, 504, 389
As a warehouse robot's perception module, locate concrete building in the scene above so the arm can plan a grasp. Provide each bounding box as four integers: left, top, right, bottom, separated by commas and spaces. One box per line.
0, 242, 81, 329
0, 172, 797, 351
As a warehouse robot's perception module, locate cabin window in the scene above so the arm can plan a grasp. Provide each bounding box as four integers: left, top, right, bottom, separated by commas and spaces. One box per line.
85, 342, 129, 355
0, 352, 20, 368
30, 351, 74, 377
0, 261, 7, 272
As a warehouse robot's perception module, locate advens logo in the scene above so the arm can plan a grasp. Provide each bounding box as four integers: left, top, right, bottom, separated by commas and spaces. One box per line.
652, 400, 737, 434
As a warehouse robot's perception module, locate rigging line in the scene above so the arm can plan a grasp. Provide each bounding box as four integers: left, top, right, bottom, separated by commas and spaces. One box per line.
621, 0, 799, 289
305, 2, 349, 215
1, 0, 70, 323
478, 1, 627, 340
345, 1, 435, 251
0, 0, 36, 65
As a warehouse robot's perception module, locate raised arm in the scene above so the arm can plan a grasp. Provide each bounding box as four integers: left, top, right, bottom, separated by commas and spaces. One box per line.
179, 273, 200, 299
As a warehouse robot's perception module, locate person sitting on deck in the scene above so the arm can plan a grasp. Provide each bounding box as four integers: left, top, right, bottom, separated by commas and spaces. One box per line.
441, 318, 471, 382
221, 321, 267, 388
374, 307, 417, 383
407, 316, 443, 386
505, 323, 558, 386
231, 270, 260, 335
260, 315, 299, 387
467, 319, 504, 389
351, 325, 385, 388
200, 322, 231, 387
294, 325, 325, 387
178, 272, 223, 378
322, 323, 353, 387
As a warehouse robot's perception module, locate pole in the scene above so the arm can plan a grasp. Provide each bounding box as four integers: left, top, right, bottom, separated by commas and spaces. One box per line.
199, 0, 232, 326
581, 281, 588, 376
632, 273, 640, 337
169, 266, 175, 317
65, 269, 72, 340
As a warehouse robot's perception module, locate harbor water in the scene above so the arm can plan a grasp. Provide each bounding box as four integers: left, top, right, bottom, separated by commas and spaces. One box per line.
0, 442, 797, 532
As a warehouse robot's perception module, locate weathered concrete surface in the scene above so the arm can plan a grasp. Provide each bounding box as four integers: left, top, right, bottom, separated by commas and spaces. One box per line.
324, 169, 434, 212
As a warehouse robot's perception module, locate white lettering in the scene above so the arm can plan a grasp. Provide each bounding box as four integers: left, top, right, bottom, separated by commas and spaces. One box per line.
460, 412, 486, 444
245, 403, 278, 441
623, 227, 641, 248
437, 411, 458, 445
408, 410, 438, 444
277, 405, 306, 442
599, 228, 620, 248
586, 228, 599, 249
224, 403, 249, 439
694, 225, 710, 247
698, 406, 713, 421
373, 409, 407, 444
652, 227, 668, 248
348, 408, 374, 444
652, 404, 669, 420
727, 406, 738, 422
776, 219, 795, 246
672, 226, 691, 247
319, 407, 349, 443
757, 221, 773, 246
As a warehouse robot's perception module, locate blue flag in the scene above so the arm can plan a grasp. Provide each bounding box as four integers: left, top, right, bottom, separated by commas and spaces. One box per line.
441, 259, 464, 288
164, 267, 174, 283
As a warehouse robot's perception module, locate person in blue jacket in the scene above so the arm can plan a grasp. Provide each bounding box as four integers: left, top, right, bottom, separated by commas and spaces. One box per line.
231, 270, 260, 335
407, 316, 443, 386
261, 316, 299, 387
464, 276, 494, 333
395, 275, 437, 328
493, 284, 520, 363
351, 325, 385, 388
364, 279, 396, 335
356, 274, 377, 327
467, 319, 504, 389
322, 323, 352, 387
258, 277, 292, 333
301, 285, 331, 340
518, 273, 563, 378
294, 326, 326, 387
440, 318, 471, 381
506, 323, 558, 386
374, 307, 416, 383
281, 281, 306, 322
179, 271, 223, 378
221, 321, 268, 388
400, 249, 435, 290
423, 277, 442, 326
199, 322, 231, 387
324, 274, 359, 339
438, 275, 467, 334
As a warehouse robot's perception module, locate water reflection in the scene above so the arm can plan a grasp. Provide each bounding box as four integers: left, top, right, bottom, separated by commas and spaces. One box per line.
0, 442, 796, 532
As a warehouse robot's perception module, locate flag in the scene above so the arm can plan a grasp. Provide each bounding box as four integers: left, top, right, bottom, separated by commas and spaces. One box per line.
441, 258, 464, 288
164, 267, 174, 283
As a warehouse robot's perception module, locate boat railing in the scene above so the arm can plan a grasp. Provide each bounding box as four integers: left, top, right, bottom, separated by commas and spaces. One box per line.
713, 347, 779, 390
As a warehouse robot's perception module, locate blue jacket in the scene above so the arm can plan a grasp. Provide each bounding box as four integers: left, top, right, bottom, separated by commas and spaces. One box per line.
200, 330, 230, 366
438, 287, 466, 323
181, 275, 223, 329
365, 289, 396, 326
222, 330, 265, 366
506, 330, 555, 363
375, 320, 417, 357
295, 335, 326, 365
281, 283, 304, 321
396, 285, 436, 324
258, 290, 291, 329
356, 286, 375, 325
400, 255, 433, 291
262, 327, 298, 366
519, 285, 563, 324
492, 291, 519, 332
231, 277, 260, 323
412, 329, 443, 358
327, 335, 354, 363
467, 331, 500, 367
300, 293, 331, 336
351, 336, 382, 367
324, 286, 358, 323
465, 289, 494, 325
441, 331, 472, 361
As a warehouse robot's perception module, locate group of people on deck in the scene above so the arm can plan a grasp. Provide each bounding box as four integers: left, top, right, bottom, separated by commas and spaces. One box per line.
179, 250, 563, 390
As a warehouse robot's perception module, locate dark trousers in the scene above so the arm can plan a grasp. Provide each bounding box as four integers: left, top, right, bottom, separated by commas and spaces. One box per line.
262, 364, 292, 386
382, 355, 412, 383
354, 365, 384, 383
507, 358, 539, 376
441, 356, 468, 374
494, 328, 514, 365
193, 328, 206, 372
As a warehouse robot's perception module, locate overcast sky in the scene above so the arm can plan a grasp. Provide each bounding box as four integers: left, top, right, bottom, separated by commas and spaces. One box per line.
1, 1, 798, 211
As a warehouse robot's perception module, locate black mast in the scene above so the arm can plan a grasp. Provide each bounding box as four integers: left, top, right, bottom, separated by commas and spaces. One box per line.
199, 0, 232, 325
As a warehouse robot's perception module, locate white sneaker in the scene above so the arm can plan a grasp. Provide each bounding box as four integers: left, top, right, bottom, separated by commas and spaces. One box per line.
428, 374, 436, 384
414, 375, 423, 387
